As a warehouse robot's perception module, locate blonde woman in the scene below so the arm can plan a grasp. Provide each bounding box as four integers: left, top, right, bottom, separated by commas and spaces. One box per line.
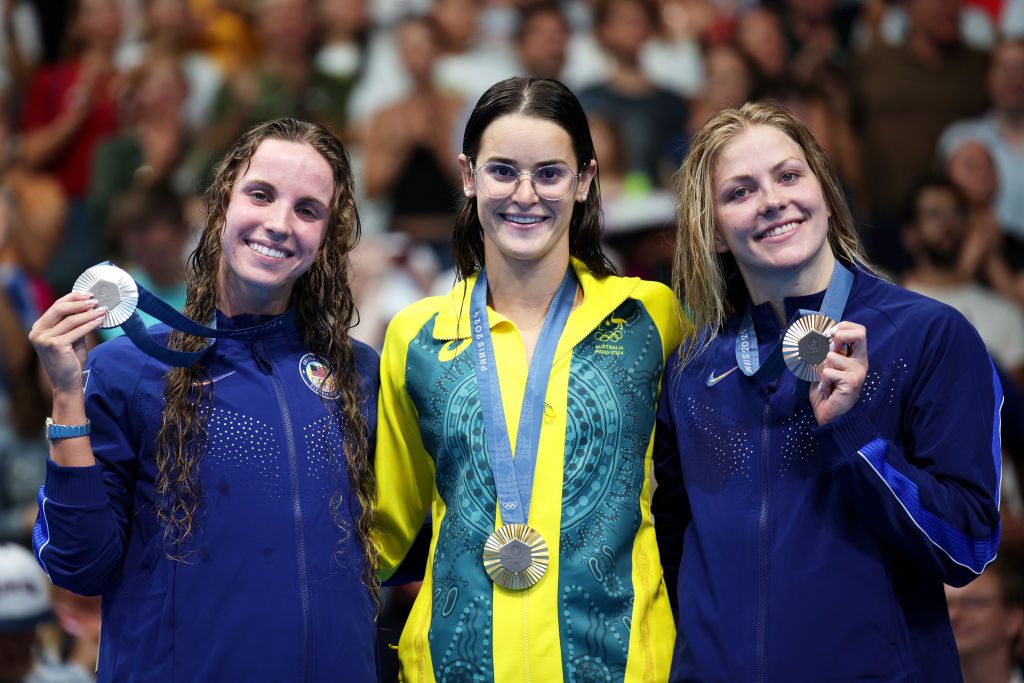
654, 102, 1002, 682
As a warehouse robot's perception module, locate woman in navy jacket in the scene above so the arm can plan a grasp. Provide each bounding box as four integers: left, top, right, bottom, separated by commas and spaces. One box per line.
655, 101, 1002, 682
27, 119, 380, 681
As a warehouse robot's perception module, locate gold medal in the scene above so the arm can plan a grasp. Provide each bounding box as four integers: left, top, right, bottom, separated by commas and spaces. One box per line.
482, 523, 549, 590
72, 264, 139, 329
782, 313, 836, 382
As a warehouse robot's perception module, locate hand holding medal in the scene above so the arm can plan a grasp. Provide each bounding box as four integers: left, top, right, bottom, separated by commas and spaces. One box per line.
807, 321, 868, 426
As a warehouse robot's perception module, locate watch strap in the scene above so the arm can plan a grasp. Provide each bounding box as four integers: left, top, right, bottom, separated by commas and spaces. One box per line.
45, 418, 91, 441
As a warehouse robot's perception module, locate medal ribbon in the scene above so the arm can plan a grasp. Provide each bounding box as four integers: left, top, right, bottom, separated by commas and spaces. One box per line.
470, 266, 577, 526
735, 261, 854, 377
90, 262, 291, 367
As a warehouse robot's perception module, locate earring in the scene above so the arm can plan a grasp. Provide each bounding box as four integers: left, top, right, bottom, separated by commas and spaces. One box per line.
464, 188, 472, 197
581, 193, 588, 201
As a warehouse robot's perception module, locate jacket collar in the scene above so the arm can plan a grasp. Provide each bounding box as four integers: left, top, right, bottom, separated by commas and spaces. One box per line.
433, 258, 641, 354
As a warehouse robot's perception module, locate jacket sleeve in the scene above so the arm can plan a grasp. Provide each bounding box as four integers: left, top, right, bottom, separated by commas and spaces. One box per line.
33, 354, 142, 596
652, 351, 692, 617
373, 313, 437, 581
815, 309, 1002, 587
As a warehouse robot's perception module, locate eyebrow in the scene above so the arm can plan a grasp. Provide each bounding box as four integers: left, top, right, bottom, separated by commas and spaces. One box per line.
718, 157, 805, 187
242, 179, 329, 208
482, 156, 570, 168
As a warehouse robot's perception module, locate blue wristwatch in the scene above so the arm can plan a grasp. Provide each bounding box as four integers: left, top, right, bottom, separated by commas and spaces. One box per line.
45, 418, 91, 441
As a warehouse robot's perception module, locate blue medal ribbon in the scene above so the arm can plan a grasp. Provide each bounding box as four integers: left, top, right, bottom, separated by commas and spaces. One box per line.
121, 289, 288, 367
735, 261, 854, 377
470, 266, 577, 525
83, 262, 290, 367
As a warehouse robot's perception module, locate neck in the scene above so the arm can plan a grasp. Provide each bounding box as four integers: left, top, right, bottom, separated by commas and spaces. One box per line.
960, 650, 1014, 683
744, 251, 837, 326
217, 276, 289, 318
609, 59, 652, 94
484, 253, 571, 332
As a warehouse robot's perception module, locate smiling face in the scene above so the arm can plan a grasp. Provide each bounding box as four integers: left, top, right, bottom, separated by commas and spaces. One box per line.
218, 138, 334, 315
459, 114, 596, 273
712, 124, 834, 300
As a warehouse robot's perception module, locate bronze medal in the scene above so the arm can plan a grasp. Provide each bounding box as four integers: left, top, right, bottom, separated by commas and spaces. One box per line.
482, 523, 549, 590
782, 313, 837, 382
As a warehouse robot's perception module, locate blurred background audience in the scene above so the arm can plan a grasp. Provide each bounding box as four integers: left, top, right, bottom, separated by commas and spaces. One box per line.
0, 0, 1022, 680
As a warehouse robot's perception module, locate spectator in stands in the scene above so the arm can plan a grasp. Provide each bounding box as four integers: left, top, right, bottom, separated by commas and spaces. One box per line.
901, 178, 1024, 382
0, 97, 65, 546
853, 0, 989, 271
88, 53, 191, 232
939, 39, 1024, 250
682, 42, 754, 148
199, 0, 352, 179
579, 0, 688, 188
0, 544, 93, 683
18, 0, 122, 293
97, 183, 188, 341
945, 556, 1024, 683
314, 0, 370, 140
116, 0, 223, 135
515, 2, 570, 81
431, 0, 518, 100
736, 7, 790, 94
942, 139, 1024, 306
362, 15, 463, 269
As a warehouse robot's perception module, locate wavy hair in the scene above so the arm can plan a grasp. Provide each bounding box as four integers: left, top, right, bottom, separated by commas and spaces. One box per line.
672, 101, 874, 367
452, 77, 616, 279
154, 118, 377, 605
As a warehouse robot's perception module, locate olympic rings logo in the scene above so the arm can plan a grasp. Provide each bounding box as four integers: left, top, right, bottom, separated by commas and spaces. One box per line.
594, 316, 626, 343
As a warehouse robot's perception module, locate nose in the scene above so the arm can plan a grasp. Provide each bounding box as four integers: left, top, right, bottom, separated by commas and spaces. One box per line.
510, 172, 539, 205
264, 202, 293, 238
759, 184, 785, 215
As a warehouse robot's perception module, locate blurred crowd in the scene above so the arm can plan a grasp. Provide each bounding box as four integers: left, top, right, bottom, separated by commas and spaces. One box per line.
0, 0, 1023, 681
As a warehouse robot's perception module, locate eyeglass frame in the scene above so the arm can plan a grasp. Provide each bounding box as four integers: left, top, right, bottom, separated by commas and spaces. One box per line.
467, 158, 585, 201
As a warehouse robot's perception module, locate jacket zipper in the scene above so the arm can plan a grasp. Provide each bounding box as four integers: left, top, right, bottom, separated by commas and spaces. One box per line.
755, 400, 770, 683
263, 341, 313, 683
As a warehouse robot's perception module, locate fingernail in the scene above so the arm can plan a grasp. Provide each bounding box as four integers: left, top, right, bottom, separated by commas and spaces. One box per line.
86, 298, 98, 306
817, 380, 824, 393
96, 306, 108, 312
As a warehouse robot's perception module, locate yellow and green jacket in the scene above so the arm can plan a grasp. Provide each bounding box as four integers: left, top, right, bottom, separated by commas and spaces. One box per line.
375, 260, 688, 682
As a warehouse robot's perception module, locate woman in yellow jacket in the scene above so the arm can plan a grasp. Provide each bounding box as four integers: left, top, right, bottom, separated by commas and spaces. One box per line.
374, 77, 686, 682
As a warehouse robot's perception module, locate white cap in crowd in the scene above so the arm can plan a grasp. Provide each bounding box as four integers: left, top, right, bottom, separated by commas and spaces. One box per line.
0, 543, 52, 633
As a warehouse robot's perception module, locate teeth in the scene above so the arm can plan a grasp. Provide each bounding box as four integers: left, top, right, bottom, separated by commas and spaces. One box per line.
762, 222, 798, 239
247, 241, 288, 259
503, 214, 544, 225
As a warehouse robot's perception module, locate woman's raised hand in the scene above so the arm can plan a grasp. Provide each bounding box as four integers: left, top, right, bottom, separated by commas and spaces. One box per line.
29, 291, 107, 394
809, 321, 868, 426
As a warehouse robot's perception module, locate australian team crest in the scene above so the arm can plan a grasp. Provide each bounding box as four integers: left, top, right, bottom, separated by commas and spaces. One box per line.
299, 353, 339, 399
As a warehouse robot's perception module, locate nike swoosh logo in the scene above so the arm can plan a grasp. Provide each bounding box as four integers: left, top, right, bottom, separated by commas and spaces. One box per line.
193, 370, 237, 387
438, 339, 472, 363
706, 366, 739, 387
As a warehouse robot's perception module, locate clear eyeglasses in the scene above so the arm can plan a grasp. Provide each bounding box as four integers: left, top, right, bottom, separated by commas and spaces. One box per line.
472, 161, 581, 201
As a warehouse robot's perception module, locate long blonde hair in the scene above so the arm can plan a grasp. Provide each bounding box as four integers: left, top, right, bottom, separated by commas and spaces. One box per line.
154, 119, 378, 606
672, 101, 872, 366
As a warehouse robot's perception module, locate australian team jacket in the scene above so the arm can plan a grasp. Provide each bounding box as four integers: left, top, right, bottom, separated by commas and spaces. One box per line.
374, 260, 687, 682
